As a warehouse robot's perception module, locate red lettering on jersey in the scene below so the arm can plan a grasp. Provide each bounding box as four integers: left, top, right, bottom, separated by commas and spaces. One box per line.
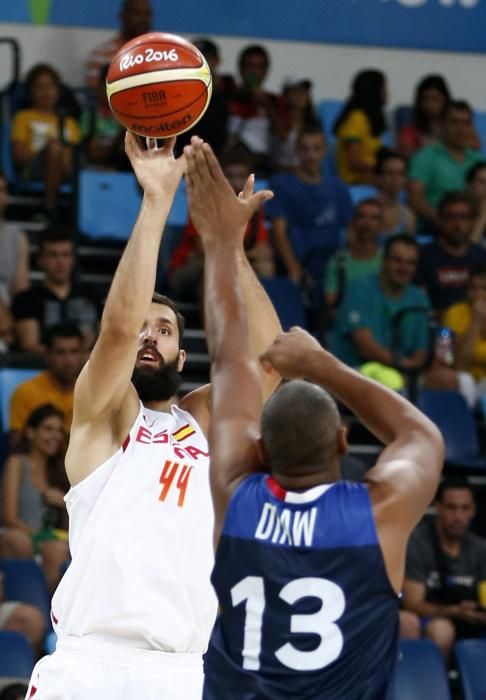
136, 426, 169, 445
136, 426, 152, 444
185, 445, 209, 460
159, 459, 193, 507
173, 445, 186, 459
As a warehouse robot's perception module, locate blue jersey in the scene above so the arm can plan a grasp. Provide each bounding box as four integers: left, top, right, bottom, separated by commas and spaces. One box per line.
204, 475, 399, 700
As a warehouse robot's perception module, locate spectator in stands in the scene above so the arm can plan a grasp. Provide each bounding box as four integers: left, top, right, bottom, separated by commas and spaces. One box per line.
333, 69, 388, 184
408, 101, 483, 232
442, 263, 486, 398
466, 160, 486, 245
0, 567, 45, 655
85, 0, 153, 90
416, 191, 486, 314
227, 44, 285, 175
324, 198, 383, 309
10, 64, 81, 222
0, 170, 30, 306
374, 150, 416, 237
81, 65, 128, 171
12, 226, 100, 354
328, 233, 430, 370
401, 478, 486, 661
267, 125, 353, 297
397, 75, 451, 160
270, 77, 321, 172
0, 298, 14, 353
169, 146, 275, 302
1, 404, 69, 592
176, 38, 229, 157
9, 323, 83, 444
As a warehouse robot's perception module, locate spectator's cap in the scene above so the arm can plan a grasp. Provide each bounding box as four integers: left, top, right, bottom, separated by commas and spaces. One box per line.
192, 37, 220, 61
282, 76, 312, 92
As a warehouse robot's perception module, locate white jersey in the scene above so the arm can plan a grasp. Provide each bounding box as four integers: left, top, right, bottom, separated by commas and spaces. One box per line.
51, 402, 217, 653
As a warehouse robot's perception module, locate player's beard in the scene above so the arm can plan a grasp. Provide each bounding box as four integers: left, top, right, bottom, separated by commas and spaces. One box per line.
132, 357, 182, 402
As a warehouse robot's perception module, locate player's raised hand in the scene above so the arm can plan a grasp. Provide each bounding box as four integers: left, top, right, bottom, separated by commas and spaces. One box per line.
124, 131, 185, 199
260, 327, 326, 379
185, 136, 273, 248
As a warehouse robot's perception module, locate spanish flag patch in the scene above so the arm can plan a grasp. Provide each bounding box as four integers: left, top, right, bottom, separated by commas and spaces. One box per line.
173, 424, 196, 442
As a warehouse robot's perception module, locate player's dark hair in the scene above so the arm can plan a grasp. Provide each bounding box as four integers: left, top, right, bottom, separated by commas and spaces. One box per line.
151, 293, 185, 348
45, 322, 83, 349
261, 380, 341, 476
383, 232, 419, 259
435, 477, 475, 503
192, 37, 220, 61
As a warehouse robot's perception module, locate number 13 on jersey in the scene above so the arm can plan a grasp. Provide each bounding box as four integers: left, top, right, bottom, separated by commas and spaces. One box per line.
231, 576, 346, 672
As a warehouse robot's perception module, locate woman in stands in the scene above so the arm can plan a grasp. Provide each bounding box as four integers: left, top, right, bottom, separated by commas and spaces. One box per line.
10, 63, 80, 222
1, 404, 69, 591
397, 74, 480, 159
333, 69, 388, 184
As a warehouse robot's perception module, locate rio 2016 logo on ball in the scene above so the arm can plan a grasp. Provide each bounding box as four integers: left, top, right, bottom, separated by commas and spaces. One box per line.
106, 32, 212, 138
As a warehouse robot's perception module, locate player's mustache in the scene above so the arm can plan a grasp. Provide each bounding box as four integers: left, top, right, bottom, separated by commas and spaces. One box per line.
137, 344, 164, 363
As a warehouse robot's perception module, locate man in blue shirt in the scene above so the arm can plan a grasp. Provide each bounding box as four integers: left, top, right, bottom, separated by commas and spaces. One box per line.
329, 233, 430, 369
266, 125, 353, 292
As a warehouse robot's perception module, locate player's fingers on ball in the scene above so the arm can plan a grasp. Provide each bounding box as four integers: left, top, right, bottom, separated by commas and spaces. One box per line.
242, 174, 254, 200
146, 137, 158, 151
161, 136, 177, 154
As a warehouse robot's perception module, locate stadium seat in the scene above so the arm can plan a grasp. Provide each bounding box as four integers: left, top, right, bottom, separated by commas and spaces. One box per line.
0, 368, 39, 433
0, 558, 51, 630
317, 98, 343, 141
416, 389, 486, 472
0, 630, 34, 678
260, 276, 306, 331
348, 184, 378, 204
454, 639, 486, 700
391, 639, 451, 700
474, 111, 486, 155
77, 169, 142, 240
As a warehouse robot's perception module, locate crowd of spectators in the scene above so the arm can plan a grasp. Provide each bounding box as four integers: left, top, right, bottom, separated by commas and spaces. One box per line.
2, 0, 486, 674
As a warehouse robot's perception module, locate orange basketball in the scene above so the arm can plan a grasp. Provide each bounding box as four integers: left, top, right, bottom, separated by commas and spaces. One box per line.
106, 32, 212, 138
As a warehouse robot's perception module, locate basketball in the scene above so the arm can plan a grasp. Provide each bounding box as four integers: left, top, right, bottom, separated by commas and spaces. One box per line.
106, 32, 212, 138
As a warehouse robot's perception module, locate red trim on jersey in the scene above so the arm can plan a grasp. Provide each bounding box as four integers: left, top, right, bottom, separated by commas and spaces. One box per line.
28, 686, 37, 698
122, 434, 131, 452
266, 476, 287, 501
51, 609, 58, 625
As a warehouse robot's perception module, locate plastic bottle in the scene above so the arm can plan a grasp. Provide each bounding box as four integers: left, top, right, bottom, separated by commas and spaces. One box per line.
435, 326, 455, 366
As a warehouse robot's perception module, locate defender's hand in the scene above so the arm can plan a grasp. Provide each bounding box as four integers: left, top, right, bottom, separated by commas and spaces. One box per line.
260, 327, 326, 379
185, 137, 273, 249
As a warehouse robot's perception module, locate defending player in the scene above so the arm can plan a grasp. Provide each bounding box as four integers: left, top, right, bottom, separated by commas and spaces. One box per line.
184, 140, 445, 699
25, 134, 279, 699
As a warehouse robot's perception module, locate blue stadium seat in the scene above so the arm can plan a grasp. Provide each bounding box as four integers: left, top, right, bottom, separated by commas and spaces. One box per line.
454, 639, 486, 699
260, 276, 306, 331
474, 111, 486, 155
0, 630, 34, 678
391, 639, 451, 700
0, 368, 39, 433
348, 184, 378, 204
0, 558, 51, 630
416, 389, 486, 471
317, 99, 343, 142
77, 169, 142, 240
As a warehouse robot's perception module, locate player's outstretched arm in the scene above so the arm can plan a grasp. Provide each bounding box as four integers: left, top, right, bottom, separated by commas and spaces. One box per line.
67, 134, 184, 485
185, 139, 272, 540
261, 327, 444, 592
